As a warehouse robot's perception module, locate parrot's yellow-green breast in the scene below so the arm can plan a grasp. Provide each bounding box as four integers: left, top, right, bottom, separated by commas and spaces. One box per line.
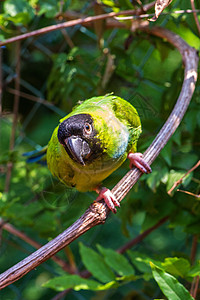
47, 94, 142, 192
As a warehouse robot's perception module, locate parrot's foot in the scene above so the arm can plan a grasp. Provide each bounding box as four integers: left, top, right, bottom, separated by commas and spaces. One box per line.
95, 187, 120, 214
128, 152, 152, 174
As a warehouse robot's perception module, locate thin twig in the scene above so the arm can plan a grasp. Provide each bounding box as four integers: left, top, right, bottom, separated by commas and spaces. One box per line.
0, 201, 109, 289
117, 216, 169, 254
192, 276, 199, 299
190, 235, 198, 265
4, 42, 21, 193
60, 29, 75, 49
190, 0, 200, 35
111, 25, 198, 202
51, 289, 71, 300
6, 87, 57, 109
168, 160, 200, 195
177, 189, 200, 198
190, 272, 200, 298
0, 3, 155, 47
0, 219, 74, 273
190, 235, 199, 297
63, 246, 78, 274
0, 25, 198, 289
115, 9, 200, 20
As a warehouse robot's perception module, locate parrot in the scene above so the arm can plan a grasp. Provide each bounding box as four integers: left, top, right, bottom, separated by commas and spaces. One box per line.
44, 94, 152, 213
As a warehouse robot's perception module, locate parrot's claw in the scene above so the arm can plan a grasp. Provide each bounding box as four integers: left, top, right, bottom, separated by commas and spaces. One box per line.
95, 187, 120, 214
128, 152, 152, 174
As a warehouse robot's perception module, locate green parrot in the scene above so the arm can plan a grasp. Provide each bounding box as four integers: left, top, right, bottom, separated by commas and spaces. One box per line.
46, 94, 151, 213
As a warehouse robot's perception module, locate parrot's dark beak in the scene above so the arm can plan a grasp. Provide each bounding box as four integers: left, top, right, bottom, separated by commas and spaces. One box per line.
64, 136, 91, 165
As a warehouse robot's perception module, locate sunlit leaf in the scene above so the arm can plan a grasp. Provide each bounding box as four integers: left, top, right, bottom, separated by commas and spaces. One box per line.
187, 261, 200, 278
43, 274, 101, 291
150, 262, 195, 300
38, 0, 59, 18
3, 0, 34, 25
161, 257, 191, 278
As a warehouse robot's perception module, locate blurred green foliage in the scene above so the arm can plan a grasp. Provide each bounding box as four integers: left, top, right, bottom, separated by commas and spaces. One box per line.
0, 0, 200, 299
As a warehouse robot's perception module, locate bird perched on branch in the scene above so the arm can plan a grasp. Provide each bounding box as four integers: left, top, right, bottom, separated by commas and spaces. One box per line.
26, 94, 151, 213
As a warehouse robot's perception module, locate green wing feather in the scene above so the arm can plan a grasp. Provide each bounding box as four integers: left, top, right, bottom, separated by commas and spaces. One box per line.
47, 94, 142, 192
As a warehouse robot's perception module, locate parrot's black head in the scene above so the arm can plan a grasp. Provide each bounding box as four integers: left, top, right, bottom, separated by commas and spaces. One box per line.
57, 114, 102, 165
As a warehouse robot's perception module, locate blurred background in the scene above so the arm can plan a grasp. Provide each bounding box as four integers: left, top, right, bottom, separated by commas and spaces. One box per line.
0, 0, 200, 299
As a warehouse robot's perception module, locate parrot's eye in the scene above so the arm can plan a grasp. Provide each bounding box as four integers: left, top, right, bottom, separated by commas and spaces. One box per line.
84, 123, 92, 135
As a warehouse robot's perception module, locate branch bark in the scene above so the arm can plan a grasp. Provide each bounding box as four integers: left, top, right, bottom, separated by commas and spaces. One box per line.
190, 0, 200, 35
0, 3, 155, 47
0, 219, 74, 273
0, 23, 198, 289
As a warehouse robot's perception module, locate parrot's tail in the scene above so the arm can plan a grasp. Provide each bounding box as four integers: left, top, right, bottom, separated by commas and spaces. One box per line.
23, 145, 47, 165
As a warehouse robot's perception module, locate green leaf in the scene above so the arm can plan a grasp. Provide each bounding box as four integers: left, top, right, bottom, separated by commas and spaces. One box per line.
150, 262, 195, 300
38, 0, 59, 18
43, 273, 137, 292
47, 48, 99, 106
97, 245, 135, 276
166, 170, 191, 193
160, 140, 172, 166
95, 274, 137, 290
43, 274, 101, 291
173, 154, 199, 170
184, 109, 198, 133
147, 166, 168, 192
127, 251, 162, 280
79, 243, 115, 283
187, 261, 200, 278
3, 0, 34, 25
162, 257, 191, 278
156, 39, 171, 61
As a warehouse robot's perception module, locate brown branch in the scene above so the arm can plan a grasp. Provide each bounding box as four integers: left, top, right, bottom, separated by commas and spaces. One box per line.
177, 189, 200, 198
6, 87, 56, 108
117, 216, 169, 254
191, 276, 199, 299
0, 24, 198, 289
0, 219, 74, 274
60, 29, 75, 49
0, 202, 109, 289
190, 235, 199, 298
168, 160, 200, 195
115, 9, 200, 21
111, 25, 199, 202
190, 0, 200, 35
0, 3, 155, 47
190, 235, 199, 265
51, 289, 71, 300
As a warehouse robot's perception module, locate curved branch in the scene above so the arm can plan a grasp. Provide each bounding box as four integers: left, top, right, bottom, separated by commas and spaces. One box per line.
190, 0, 200, 35
112, 26, 199, 200
0, 26, 198, 289
0, 3, 155, 47
0, 219, 74, 273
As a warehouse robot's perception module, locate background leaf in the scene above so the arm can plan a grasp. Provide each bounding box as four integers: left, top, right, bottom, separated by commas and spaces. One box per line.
161, 257, 191, 278
79, 243, 115, 283
97, 244, 135, 276
151, 262, 195, 300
